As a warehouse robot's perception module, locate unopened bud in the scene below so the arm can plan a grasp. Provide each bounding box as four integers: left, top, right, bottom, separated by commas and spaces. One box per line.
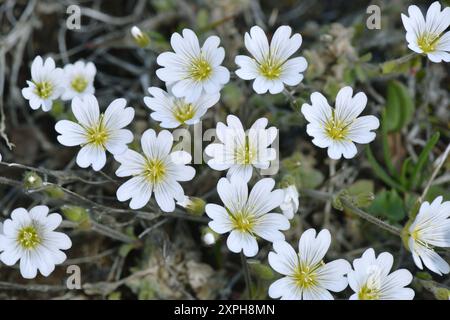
131, 26, 150, 48
201, 227, 218, 246
23, 171, 43, 190
177, 196, 205, 216
61, 205, 90, 229
44, 185, 65, 199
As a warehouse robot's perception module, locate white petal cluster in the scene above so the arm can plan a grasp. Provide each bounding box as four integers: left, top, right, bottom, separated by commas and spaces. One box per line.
115, 129, 195, 212
0, 206, 71, 279
55, 95, 134, 171
301, 86, 380, 159
401, 1, 450, 62
235, 26, 307, 94
156, 29, 230, 102
348, 248, 414, 300
268, 229, 351, 300
408, 196, 450, 275
21, 56, 64, 112
61, 60, 96, 100
144, 86, 219, 128
206, 177, 289, 257
205, 115, 277, 182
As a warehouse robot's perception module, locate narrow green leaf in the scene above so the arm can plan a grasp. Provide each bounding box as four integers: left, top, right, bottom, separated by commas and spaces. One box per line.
411, 132, 440, 189
366, 146, 406, 192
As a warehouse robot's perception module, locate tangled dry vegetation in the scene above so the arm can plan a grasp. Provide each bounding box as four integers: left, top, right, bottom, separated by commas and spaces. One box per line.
0, 0, 449, 299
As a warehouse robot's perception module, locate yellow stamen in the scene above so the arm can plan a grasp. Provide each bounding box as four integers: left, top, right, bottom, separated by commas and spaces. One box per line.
235, 136, 255, 165
173, 101, 195, 123
143, 158, 166, 183
259, 56, 283, 79
17, 225, 41, 249
417, 33, 440, 54
324, 112, 350, 140
358, 284, 380, 300
85, 116, 109, 148
230, 210, 255, 233
71, 75, 88, 93
34, 81, 53, 99
292, 261, 323, 289
189, 57, 212, 81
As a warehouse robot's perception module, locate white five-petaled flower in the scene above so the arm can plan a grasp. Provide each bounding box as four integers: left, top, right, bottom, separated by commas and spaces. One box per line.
401, 1, 450, 63
115, 129, 195, 212
0, 206, 72, 279
55, 95, 134, 171
156, 28, 230, 102
348, 248, 414, 300
205, 115, 277, 183
268, 229, 351, 300
280, 185, 300, 219
301, 86, 380, 160
407, 196, 450, 275
205, 177, 289, 257
235, 25, 307, 94
143, 86, 220, 128
61, 60, 96, 101
21, 56, 64, 112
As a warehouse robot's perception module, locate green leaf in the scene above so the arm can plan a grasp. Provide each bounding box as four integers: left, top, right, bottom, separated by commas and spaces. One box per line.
366, 146, 406, 192
410, 132, 440, 189
369, 190, 406, 222
384, 80, 415, 133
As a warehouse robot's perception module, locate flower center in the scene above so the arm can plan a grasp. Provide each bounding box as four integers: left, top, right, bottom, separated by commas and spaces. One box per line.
259, 57, 283, 80
235, 136, 256, 165
324, 113, 349, 140
17, 225, 41, 249
85, 116, 109, 148
71, 75, 89, 93
358, 265, 382, 300
173, 100, 195, 123
292, 261, 322, 288
417, 33, 440, 54
34, 81, 53, 99
143, 158, 166, 183
230, 210, 255, 233
189, 57, 212, 81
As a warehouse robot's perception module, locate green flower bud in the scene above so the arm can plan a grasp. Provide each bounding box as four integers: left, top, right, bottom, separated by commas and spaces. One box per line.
131, 26, 150, 48
434, 288, 449, 300
23, 171, 43, 190
61, 205, 90, 229
177, 196, 205, 216
44, 185, 65, 199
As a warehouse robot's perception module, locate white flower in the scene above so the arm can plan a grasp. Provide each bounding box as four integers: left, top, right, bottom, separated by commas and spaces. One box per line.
268, 229, 351, 300
205, 177, 289, 257
235, 26, 307, 94
21, 56, 64, 112
407, 196, 450, 275
156, 28, 230, 102
115, 129, 195, 212
205, 115, 277, 182
301, 86, 380, 160
280, 185, 299, 219
55, 95, 134, 171
61, 60, 96, 101
348, 248, 414, 300
0, 206, 71, 279
143, 86, 219, 128
401, 1, 450, 63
